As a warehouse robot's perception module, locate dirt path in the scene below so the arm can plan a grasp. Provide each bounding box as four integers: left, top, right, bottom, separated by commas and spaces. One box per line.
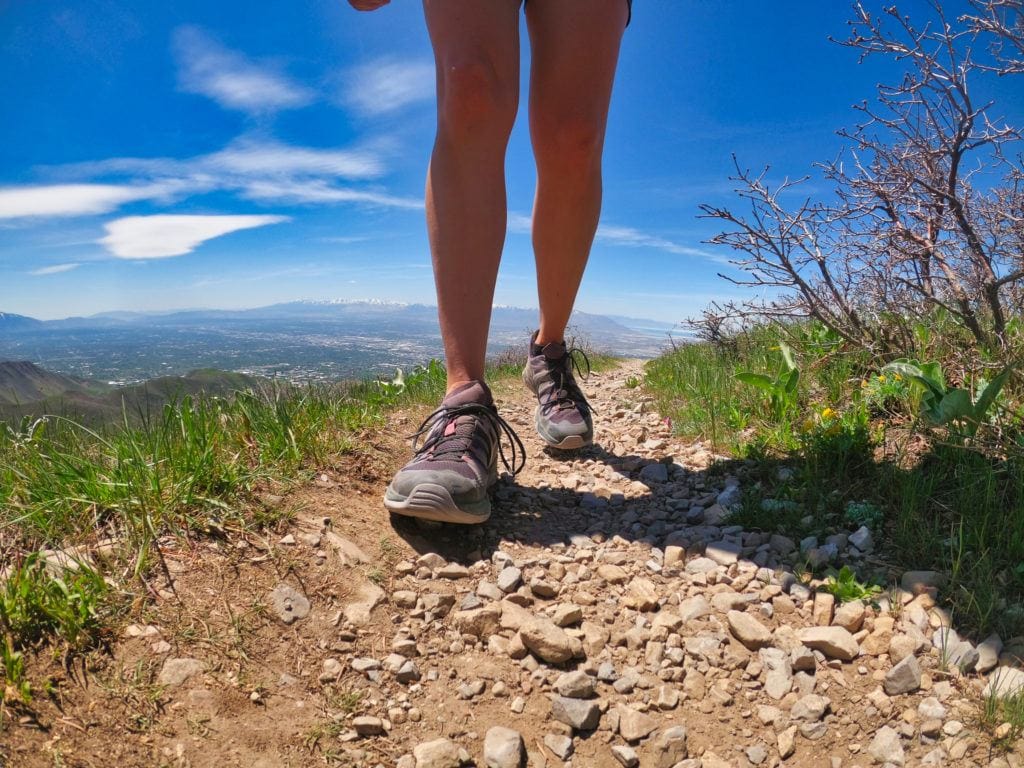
6, 360, 1022, 768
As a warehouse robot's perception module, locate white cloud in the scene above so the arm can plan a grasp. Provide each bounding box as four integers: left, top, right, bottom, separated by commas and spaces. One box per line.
341, 58, 435, 117
99, 214, 289, 259
507, 212, 532, 233
240, 180, 423, 210
596, 224, 726, 262
172, 26, 314, 114
204, 137, 382, 178
30, 263, 81, 275
0, 183, 177, 219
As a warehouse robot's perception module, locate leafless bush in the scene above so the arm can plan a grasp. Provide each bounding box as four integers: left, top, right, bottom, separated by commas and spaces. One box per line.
698, 1, 1023, 358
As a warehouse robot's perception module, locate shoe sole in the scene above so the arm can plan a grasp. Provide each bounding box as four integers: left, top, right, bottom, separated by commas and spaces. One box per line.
384, 483, 491, 524
533, 405, 592, 451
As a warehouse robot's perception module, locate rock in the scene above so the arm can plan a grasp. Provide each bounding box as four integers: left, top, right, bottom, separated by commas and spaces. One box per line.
623, 578, 659, 611
555, 670, 595, 699
900, 570, 945, 595
616, 705, 658, 742
832, 601, 865, 632
685, 557, 719, 574
728, 610, 772, 650
483, 727, 523, 768
639, 463, 669, 483
888, 634, 918, 665
551, 603, 583, 627
884, 655, 921, 696
746, 744, 768, 765
760, 647, 793, 700
353, 716, 386, 736
452, 604, 502, 638
544, 734, 573, 760
268, 584, 310, 625
705, 540, 741, 566
678, 596, 712, 622
437, 563, 470, 579
917, 697, 947, 720
612, 745, 639, 767
497, 566, 523, 593
984, 666, 1024, 698
414, 738, 466, 768
416, 552, 447, 570
867, 726, 905, 766
521, 617, 575, 663
551, 696, 601, 730
157, 658, 204, 687
791, 694, 830, 721
344, 582, 385, 626
778, 725, 798, 759
976, 633, 1003, 674
701, 752, 735, 768
323, 532, 370, 565
319, 658, 344, 683
653, 726, 688, 768
798, 626, 859, 661
812, 592, 835, 626
597, 564, 629, 583
849, 526, 873, 552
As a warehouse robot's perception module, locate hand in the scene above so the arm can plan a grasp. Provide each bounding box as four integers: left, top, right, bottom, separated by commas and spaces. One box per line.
348, 0, 390, 10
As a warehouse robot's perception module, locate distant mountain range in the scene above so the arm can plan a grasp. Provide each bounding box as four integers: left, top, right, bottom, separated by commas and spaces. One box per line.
0, 300, 685, 384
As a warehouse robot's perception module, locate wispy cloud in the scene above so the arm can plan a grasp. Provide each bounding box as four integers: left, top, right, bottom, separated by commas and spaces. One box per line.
99, 214, 289, 259
240, 180, 422, 210
0, 182, 181, 219
172, 26, 314, 114
29, 262, 81, 275
340, 58, 435, 117
596, 224, 726, 263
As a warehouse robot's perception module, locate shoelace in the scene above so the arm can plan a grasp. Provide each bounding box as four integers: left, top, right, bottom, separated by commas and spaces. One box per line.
408, 402, 526, 477
540, 347, 596, 416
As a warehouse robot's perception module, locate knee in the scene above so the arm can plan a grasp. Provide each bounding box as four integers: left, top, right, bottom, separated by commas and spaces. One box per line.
436, 54, 518, 142
534, 115, 605, 173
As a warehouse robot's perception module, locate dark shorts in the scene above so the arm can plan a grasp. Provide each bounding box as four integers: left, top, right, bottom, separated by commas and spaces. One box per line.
523, 0, 632, 26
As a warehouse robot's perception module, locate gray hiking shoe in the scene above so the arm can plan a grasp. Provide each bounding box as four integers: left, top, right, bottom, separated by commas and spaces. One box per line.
522, 331, 594, 450
384, 380, 525, 524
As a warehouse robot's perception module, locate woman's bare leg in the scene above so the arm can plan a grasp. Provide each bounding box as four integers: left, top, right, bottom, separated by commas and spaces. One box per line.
423, 0, 522, 392
525, 0, 628, 345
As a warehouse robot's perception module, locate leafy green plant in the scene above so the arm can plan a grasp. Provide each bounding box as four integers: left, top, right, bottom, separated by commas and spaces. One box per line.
624, 375, 641, 389
882, 359, 1014, 437
735, 342, 800, 421
821, 566, 882, 603
844, 500, 884, 530
1, 635, 31, 703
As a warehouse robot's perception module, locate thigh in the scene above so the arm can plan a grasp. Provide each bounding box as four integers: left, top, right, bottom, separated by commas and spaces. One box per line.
423, 0, 523, 106
525, 0, 628, 133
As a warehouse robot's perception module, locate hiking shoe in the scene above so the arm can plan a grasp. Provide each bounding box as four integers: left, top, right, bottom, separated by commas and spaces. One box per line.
522, 331, 594, 449
384, 380, 525, 524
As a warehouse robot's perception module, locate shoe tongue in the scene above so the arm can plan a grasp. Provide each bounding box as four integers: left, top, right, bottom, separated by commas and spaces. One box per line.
542, 341, 567, 361
442, 380, 493, 408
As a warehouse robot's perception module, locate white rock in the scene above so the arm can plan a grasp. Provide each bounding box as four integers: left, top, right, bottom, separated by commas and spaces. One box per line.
156, 657, 204, 687
483, 727, 523, 768
867, 725, 905, 765
884, 654, 921, 696
798, 626, 859, 661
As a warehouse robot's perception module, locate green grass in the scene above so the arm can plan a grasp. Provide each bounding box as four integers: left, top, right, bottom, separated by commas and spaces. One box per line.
0, 347, 619, 701
644, 321, 1024, 639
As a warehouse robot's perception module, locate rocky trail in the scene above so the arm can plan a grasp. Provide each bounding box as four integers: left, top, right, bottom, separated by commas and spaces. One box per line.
7, 360, 1024, 768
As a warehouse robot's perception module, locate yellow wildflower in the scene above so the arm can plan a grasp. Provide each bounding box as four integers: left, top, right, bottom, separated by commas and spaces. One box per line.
821, 407, 836, 420
878, 374, 887, 383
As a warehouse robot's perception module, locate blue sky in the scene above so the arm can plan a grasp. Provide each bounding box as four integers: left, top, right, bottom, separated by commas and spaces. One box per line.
1, 1, 1019, 322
